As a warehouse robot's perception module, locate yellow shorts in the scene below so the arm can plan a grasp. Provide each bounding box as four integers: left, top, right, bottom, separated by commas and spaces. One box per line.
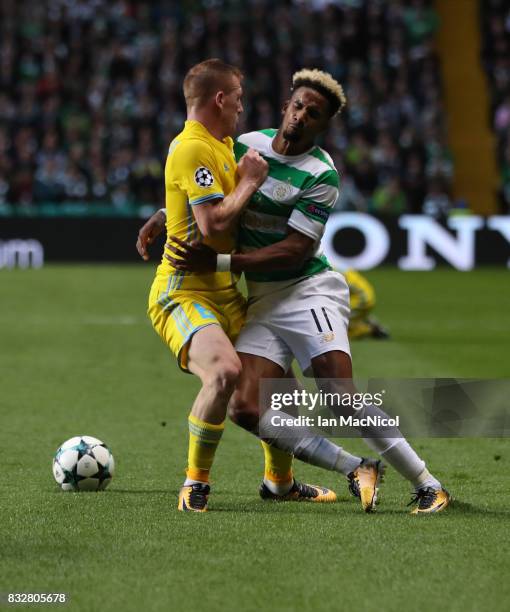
344, 269, 376, 316
148, 275, 246, 372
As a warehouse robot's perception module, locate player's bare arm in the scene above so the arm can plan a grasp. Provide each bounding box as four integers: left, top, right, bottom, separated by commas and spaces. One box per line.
192, 148, 268, 238
230, 229, 314, 272
135, 148, 268, 259
164, 229, 315, 273
136, 208, 166, 260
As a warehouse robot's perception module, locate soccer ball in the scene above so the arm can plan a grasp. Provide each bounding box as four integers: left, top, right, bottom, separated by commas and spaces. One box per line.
52, 436, 115, 491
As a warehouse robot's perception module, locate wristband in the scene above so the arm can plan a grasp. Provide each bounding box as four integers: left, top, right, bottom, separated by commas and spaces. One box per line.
159, 208, 167, 216
216, 254, 231, 272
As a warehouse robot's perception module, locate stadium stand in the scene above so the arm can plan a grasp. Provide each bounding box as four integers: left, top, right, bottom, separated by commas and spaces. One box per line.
0, 0, 452, 216
481, 0, 510, 212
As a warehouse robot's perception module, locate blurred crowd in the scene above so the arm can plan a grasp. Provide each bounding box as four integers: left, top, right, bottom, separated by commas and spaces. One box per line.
482, 0, 510, 212
0, 0, 453, 216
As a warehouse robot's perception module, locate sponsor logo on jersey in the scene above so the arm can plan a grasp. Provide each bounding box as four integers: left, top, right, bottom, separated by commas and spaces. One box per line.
194, 166, 214, 188
320, 332, 335, 343
223, 162, 230, 172
242, 209, 288, 233
307, 204, 329, 221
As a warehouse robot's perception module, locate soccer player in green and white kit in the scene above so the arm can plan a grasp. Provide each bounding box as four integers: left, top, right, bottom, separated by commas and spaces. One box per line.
142, 69, 450, 514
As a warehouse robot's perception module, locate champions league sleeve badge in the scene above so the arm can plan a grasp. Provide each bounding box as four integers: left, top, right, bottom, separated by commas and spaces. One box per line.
194, 166, 214, 188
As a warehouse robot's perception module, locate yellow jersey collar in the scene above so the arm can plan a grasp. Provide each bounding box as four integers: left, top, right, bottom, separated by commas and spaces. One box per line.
184, 120, 233, 149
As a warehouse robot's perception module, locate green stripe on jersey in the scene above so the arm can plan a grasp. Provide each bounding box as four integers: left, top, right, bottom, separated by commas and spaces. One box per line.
249, 191, 293, 218
310, 148, 335, 171
234, 136, 338, 190
259, 128, 278, 137
235, 129, 339, 283
239, 227, 288, 249
266, 157, 314, 189
234, 140, 249, 160
247, 255, 331, 283
308, 169, 339, 189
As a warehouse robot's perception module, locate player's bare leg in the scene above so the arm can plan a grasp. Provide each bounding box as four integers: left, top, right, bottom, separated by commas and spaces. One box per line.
188, 325, 242, 424
311, 350, 450, 514
177, 325, 242, 512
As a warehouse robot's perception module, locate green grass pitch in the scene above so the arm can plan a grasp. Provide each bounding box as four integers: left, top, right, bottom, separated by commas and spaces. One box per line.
1, 266, 509, 612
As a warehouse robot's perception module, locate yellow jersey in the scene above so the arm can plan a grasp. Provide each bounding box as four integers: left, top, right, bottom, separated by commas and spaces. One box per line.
156, 120, 239, 292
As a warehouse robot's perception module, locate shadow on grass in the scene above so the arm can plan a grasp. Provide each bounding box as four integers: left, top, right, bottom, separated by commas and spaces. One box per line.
208, 499, 363, 514
375, 499, 510, 518
446, 499, 509, 517
215, 498, 510, 517
107, 489, 171, 494
50, 489, 172, 495
51, 490, 510, 517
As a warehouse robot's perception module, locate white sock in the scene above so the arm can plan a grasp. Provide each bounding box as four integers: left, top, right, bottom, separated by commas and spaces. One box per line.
258, 411, 361, 475
369, 439, 441, 489
293, 437, 362, 475
378, 440, 425, 482
412, 468, 442, 491
351, 403, 441, 488
263, 478, 293, 495
333, 448, 363, 476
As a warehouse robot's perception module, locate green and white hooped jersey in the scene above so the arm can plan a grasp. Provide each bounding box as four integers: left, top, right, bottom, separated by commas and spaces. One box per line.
234, 128, 340, 283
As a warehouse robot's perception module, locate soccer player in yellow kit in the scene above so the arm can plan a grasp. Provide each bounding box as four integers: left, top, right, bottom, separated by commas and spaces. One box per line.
148, 59, 269, 512
344, 269, 390, 340
142, 68, 449, 515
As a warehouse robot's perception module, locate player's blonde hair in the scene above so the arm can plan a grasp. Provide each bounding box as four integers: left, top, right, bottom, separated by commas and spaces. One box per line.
183, 58, 243, 109
291, 69, 347, 116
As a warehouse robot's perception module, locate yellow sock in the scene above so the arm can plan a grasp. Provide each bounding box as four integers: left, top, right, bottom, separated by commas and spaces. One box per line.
186, 414, 225, 483
261, 441, 293, 485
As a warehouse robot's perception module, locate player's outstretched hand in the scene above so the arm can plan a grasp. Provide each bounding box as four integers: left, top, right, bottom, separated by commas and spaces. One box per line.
136, 209, 166, 260
164, 235, 218, 273
237, 148, 268, 188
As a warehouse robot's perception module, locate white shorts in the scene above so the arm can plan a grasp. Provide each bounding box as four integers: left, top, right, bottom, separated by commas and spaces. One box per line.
235, 270, 351, 376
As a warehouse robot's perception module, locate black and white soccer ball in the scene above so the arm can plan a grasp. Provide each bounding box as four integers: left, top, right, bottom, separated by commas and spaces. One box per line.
194, 166, 214, 187
53, 436, 115, 491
